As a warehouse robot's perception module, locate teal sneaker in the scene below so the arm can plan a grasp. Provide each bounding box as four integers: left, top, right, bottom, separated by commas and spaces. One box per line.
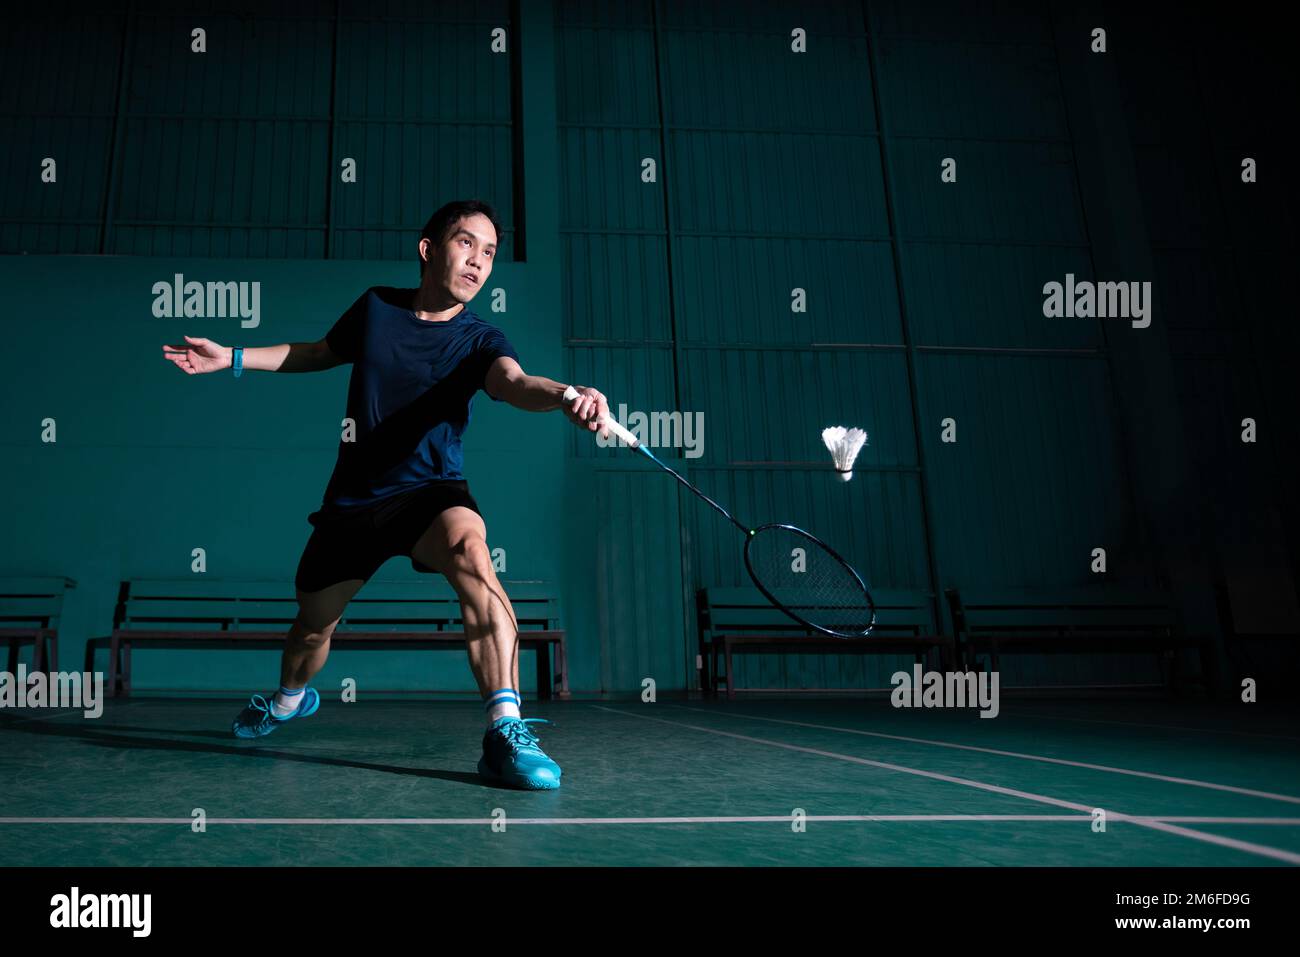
478, 717, 562, 790
231, 688, 320, 739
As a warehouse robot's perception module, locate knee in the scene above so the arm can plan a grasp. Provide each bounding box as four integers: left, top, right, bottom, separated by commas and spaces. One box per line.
290, 613, 339, 647
447, 535, 494, 582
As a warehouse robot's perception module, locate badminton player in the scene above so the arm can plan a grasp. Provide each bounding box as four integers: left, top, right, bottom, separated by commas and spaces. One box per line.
162, 199, 608, 790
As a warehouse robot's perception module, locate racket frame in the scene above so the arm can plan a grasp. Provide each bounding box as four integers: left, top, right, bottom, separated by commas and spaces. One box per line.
743, 523, 877, 639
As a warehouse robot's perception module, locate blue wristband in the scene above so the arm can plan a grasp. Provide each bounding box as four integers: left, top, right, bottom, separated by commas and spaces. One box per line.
232, 347, 243, 378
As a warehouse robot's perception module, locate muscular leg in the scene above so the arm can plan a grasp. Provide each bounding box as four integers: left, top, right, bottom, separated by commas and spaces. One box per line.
281, 577, 366, 688
410, 507, 520, 697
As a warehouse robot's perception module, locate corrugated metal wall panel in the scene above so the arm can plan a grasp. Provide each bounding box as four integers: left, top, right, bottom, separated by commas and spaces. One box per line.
869, 0, 1051, 42
679, 348, 914, 466
561, 233, 671, 341
108, 9, 332, 255
332, 121, 514, 262
557, 0, 654, 29
888, 137, 1085, 243
917, 352, 1151, 685
556, 3, 693, 691
1131, 147, 1225, 247
674, 238, 901, 345
866, 0, 1163, 688
557, 127, 665, 233
591, 470, 687, 692
876, 36, 1065, 140
0, 116, 113, 253
662, 0, 863, 34
903, 244, 1098, 348
112, 116, 330, 258
1152, 248, 1237, 333
661, 2, 913, 690
916, 353, 1138, 588
337, 11, 512, 122
3, 3, 515, 258
669, 130, 887, 237
0, 11, 124, 116
554, 17, 657, 125
320, 4, 516, 261
659, 21, 875, 133
125, 11, 332, 116
685, 467, 927, 589
0, 12, 124, 253
555, 0, 943, 690
1108, 0, 1298, 642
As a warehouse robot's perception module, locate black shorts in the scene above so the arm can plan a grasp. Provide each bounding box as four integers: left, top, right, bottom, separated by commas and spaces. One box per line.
294, 481, 482, 593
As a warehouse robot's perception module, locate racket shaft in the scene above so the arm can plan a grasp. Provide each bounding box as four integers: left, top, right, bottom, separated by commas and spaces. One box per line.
564, 386, 748, 533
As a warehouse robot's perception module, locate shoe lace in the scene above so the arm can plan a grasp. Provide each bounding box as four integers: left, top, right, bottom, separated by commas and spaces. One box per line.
499, 717, 552, 752
246, 694, 277, 728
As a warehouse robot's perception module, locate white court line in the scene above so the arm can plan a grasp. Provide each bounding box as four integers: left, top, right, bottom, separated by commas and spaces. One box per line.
1, 815, 1298, 826
669, 705, 1300, 805
1002, 709, 1300, 743
592, 706, 1300, 865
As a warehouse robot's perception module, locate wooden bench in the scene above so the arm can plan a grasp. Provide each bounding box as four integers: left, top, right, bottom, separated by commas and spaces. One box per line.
84, 578, 568, 700
945, 586, 1213, 695
697, 587, 951, 699
0, 576, 76, 675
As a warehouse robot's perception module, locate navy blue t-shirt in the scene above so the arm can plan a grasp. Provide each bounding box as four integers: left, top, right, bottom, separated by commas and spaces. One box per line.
315, 286, 519, 510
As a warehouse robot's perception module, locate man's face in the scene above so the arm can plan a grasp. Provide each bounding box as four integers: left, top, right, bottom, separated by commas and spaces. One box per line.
423, 213, 496, 301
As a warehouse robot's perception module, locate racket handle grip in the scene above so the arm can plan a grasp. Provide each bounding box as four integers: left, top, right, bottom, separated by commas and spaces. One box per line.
563, 385, 640, 447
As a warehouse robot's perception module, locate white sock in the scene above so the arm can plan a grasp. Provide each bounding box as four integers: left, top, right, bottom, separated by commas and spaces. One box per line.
485, 688, 521, 726
272, 685, 305, 717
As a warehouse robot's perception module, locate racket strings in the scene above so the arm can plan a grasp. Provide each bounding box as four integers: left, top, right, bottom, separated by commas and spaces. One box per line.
744, 526, 875, 636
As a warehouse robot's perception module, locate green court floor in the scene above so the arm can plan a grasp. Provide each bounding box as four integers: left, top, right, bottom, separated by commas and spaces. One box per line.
3, 696, 1298, 866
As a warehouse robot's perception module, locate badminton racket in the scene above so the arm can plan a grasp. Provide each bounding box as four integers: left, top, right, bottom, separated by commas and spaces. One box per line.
564, 386, 876, 639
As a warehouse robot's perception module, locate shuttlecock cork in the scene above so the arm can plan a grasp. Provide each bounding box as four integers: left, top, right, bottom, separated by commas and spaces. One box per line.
822, 426, 868, 482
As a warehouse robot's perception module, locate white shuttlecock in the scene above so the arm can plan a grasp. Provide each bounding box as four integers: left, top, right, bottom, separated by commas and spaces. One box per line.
822, 426, 868, 482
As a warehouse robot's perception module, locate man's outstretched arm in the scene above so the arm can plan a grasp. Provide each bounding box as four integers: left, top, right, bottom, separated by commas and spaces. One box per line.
485, 356, 609, 433
162, 336, 343, 374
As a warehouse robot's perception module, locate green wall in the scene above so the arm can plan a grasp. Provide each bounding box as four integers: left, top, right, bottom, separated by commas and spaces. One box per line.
3, 1, 1294, 696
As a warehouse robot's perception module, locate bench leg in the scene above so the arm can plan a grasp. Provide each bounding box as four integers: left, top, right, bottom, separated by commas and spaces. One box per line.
6, 640, 17, 675
108, 635, 121, 698
724, 639, 735, 701
32, 636, 45, 674
109, 637, 133, 699
537, 644, 553, 702
697, 641, 713, 697
556, 640, 570, 700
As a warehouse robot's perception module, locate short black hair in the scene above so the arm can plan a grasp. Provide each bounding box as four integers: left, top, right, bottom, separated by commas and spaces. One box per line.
419, 199, 502, 271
